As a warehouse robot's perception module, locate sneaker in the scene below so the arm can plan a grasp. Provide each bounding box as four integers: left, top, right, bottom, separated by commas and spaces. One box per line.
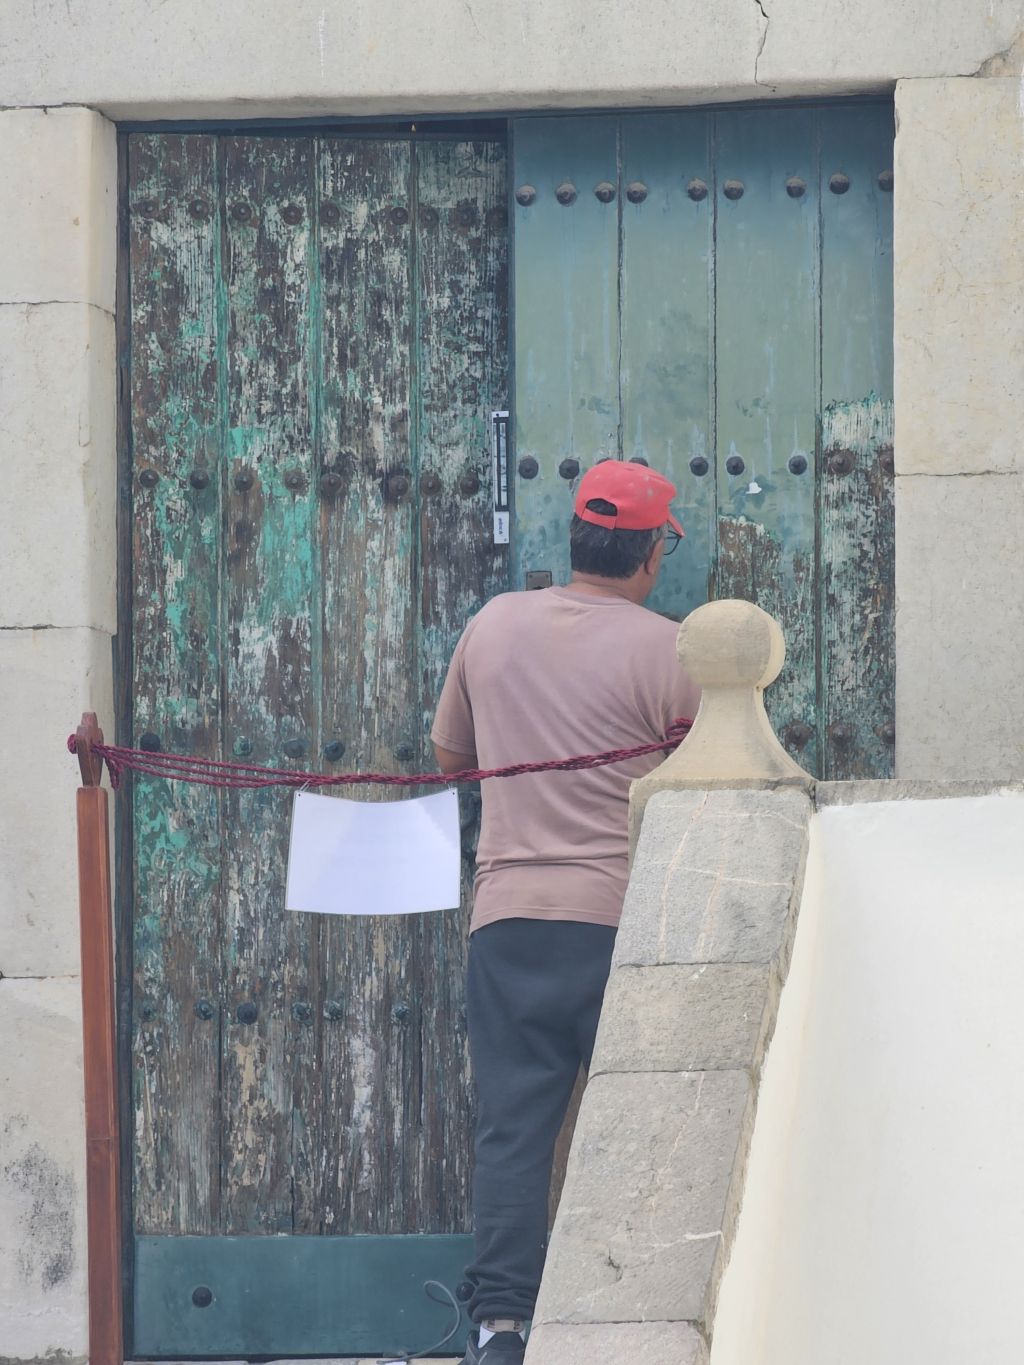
459, 1327, 527, 1364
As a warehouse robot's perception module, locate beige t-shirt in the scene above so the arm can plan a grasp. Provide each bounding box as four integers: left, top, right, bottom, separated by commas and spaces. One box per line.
431, 586, 701, 933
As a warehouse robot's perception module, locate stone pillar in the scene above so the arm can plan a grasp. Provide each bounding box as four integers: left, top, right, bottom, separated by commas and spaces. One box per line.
0, 107, 117, 1360
525, 604, 813, 1365
894, 76, 1024, 779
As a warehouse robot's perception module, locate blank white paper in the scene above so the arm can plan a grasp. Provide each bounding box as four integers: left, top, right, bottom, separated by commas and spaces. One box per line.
285, 788, 462, 916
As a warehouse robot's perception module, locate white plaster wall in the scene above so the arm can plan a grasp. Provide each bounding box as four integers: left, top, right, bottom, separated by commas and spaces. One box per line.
0, 0, 1021, 118
712, 792, 1024, 1365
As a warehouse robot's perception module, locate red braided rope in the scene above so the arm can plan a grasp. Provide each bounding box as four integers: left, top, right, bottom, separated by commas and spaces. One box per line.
67, 719, 692, 792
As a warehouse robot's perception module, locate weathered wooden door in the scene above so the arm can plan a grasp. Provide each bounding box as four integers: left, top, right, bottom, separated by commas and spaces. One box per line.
124, 130, 507, 1356
512, 104, 894, 779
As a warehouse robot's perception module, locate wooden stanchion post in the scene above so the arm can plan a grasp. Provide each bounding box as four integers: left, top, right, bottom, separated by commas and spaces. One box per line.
75, 712, 124, 1365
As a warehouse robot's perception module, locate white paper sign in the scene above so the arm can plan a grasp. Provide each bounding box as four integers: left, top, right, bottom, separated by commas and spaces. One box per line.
285, 788, 461, 916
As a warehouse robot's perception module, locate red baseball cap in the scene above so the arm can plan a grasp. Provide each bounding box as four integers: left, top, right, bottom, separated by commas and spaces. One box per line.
575, 460, 685, 536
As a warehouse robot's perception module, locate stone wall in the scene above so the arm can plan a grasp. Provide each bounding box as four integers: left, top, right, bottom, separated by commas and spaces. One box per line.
525, 788, 813, 1365
0, 107, 117, 1364
893, 76, 1024, 779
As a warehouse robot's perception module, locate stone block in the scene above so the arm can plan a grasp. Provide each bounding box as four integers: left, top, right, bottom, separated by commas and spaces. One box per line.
0, 107, 116, 311
591, 963, 770, 1076
616, 789, 811, 967
525, 1320, 708, 1365
0, 976, 87, 1362
0, 303, 117, 631
760, 3, 1024, 88
533, 1071, 751, 1326
0, 626, 114, 977
1, 0, 1022, 116
0, 0, 760, 118
894, 78, 1024, 477
895, 473, 1024, 779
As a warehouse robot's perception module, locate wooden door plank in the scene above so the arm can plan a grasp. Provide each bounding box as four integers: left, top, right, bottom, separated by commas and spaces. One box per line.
316, 137, 418, 1234
415, 137, 509, 1230
819, 105, 896, 779
511, 116, 620, 589
620, 112, 715, 622
714, 108, 820, 771
219, 136, 321, 1233
128, 133, 222, 1234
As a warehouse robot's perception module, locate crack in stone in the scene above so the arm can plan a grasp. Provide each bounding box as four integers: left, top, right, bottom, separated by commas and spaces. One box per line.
753, 0, 770, 86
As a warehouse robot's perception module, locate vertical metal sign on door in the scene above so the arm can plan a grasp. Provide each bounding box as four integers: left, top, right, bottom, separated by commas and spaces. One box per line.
511, 104, 895, 780
125, 131, 507, 1356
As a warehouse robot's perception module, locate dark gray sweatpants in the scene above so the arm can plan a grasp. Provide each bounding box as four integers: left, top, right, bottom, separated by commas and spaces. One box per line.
463, 916, 617, 1324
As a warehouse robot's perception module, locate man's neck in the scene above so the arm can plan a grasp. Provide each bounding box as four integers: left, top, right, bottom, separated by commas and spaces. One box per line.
565, 572, 647, 606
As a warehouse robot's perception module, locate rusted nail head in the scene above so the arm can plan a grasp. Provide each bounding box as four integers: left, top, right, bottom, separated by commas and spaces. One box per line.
419, 205, 439, 228
188, 197, 211, 220
518, 456, 539, 479
324, 739, 346, 762
281, 203, 304, 225
629, 455, 649, 467
387, 473, 410, 499
136, 198, 159, 218
486, 205, 507, 229
726, 454, 745, 475
325, 999, 345, 1021
788, 454, 808, 475
139, 467, 160, 488
283, 468, 306, 491
234, 468, 255, 492
236, 1001, 258, 1024
420, 471, 442, 495
230, 201, 253, 223
194, 999, 216, 1020
139, 731, 162, 752
689, 455, 709, 477
626, 181, 648, 204
785, 177, 807, 199
515, 184, 537, 207
395, 742, 415, 762
558, 458, 581, 480
594, 181, 616, 203
320, 201, 341, 225
826, 448, 856, 476
282, 738, 306, 759
390, 205, 410, 226
723, 180, 745, 201
192, 1287, 214, 1308
878, 170, 894, 193
392, 1002, 411, 1022
189, 469, 210, 490
829, 172, 851, 195
320, 469, 344, 494
555, 182, 577, 206
878, 445, 895, 476
455, 204, 477, 227
458, 471, 481, 496
234, 736, 253, 757
784, 721, 813, 750
828, 723, 854, 746
687, 179, 708, 202
291, 1001, 313, 1024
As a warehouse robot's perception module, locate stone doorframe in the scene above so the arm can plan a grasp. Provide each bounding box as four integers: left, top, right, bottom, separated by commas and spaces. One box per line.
2, 40, 1022, 1358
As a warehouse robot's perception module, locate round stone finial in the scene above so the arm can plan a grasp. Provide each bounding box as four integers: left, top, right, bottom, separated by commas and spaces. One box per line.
676, 599, 785, 689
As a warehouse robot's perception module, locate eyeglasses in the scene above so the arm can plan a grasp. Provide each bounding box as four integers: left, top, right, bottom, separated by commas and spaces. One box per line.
662, 529, 683, 557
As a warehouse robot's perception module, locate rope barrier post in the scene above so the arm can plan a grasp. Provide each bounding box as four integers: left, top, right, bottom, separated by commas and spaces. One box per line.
74, 711, 124, 1365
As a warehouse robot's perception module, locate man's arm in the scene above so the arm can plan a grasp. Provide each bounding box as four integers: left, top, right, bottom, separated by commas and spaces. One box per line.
433, 742, 478, 776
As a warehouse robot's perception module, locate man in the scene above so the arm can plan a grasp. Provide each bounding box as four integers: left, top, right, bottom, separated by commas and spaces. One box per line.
431, 460, 700, 1365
